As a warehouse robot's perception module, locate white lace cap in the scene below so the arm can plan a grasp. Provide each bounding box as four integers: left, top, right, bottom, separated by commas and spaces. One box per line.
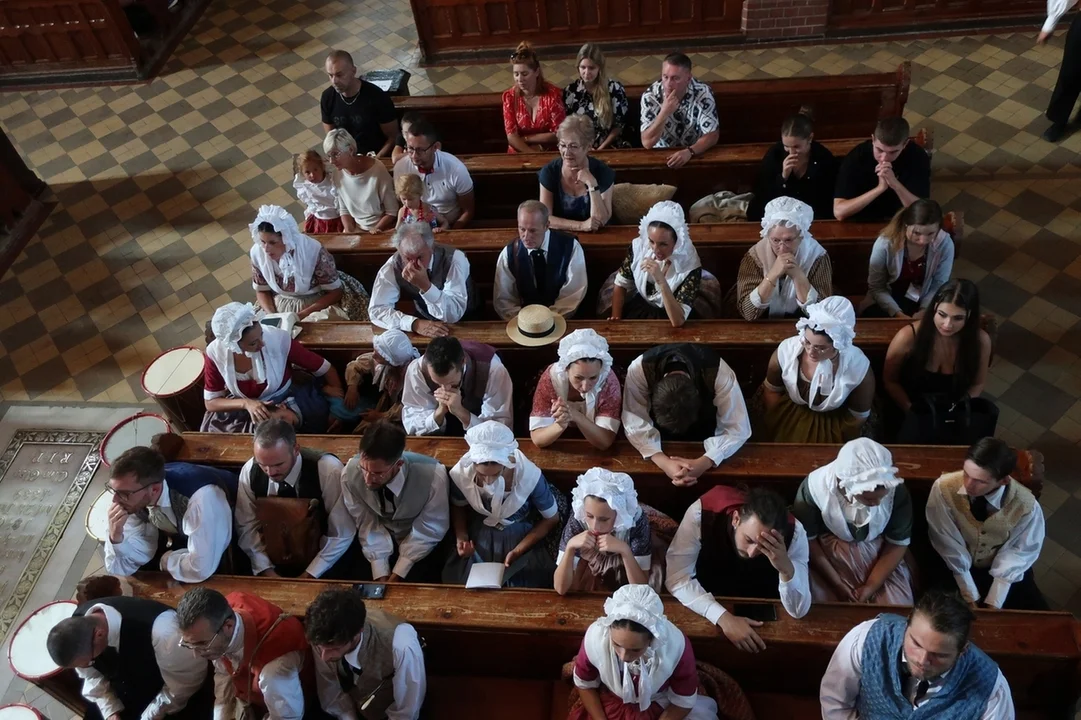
835, 438, 903, 498
571, 467, 640, 534
599, 584, 667, 638
795, 296, 857, 352
250, 205, 306, 284
638, 200, 691, 252
760, 196, 813, 239
373, 329, 420, 367
464, 421, 519, 467
210, 302, 264, 355
558, 328, 612, 375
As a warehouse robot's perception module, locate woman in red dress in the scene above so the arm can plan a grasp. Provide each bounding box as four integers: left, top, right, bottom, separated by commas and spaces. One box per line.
503, 41, 565, 154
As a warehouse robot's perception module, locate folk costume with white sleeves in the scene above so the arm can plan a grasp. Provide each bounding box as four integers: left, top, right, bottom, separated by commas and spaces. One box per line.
340, 330, 420, 432
201, 303, 333, 434
926, 470, 1047, 610
104, 462, 237, 584
341, 451, 450, 582
736, 196, 832, 320
666, 485, 812, 622
793, 438, 915, 605
248, 205, 369, 320
530, 329, 623, 438
557, 468, 668, 593
601, 201, 722, 319
821, 615, 1015, 720
67, 597, 209, 720
570, 585, 720, 720
622, 343, 751, 465
443, 421, 560, 587
756, 296, 874, 443
494, 228, 588, 320
368, 244, 478, 331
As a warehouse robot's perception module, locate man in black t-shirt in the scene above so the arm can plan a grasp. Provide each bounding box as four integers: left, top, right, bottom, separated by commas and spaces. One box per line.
833, 117, 930, 223
320, 50, 399, 157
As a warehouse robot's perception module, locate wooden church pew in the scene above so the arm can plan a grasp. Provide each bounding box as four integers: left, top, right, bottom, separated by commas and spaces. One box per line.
380, 132, 929, 223
319, 221, 882, 303
392, 63, 911, 155
295, 318, 909, 403
125, 573, 1081, 718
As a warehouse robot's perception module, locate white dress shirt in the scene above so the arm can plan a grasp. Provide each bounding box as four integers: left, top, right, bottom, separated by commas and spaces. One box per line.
77, 603, 208, 720
314, 624, 426, 720
493, 230, 589, 320
235, 453, 357, 577
392, 150, 474, 224
665, 499, 812, 623
1043, 0, 1078, 32
342, 464, 451, 579
212, 614, 306, 720
369, 250, 472, 331
926, 480, 1044, 608
400, 355, 514, 436
104, 480, 233, 584
820, 619, 1015, 720
622, 355, 751, 466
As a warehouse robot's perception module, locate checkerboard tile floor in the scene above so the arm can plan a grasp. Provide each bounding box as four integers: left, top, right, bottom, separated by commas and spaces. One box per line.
2, 0, 1081, 615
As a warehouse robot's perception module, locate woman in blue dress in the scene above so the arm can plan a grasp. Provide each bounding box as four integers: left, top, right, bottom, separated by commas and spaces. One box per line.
443, 421, 562, 587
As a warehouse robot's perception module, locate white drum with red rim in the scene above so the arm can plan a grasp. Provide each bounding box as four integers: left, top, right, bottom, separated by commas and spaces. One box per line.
0, 705, 45, 720
8, 601, 77, 681
99, 412, 171, 467
141, 347, 205, 432
85, 489, 112, 543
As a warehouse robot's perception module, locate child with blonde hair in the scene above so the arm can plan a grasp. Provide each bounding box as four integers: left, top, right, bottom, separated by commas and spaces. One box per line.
394, 173, 449, 232
292, 150, 343, 233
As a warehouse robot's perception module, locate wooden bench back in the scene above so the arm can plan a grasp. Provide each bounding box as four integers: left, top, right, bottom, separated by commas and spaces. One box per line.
126, 573, 1079, 715
393, 63, 910, 155
380, 131, 930, 222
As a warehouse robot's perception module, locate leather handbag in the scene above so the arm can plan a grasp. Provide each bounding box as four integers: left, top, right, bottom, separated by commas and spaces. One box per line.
253, 496, 323, 574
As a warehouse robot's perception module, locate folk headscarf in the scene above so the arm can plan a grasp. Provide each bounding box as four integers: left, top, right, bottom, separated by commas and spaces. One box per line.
628, 201, 701, 307
449, 421, 542, 527
753, 196, 826, 318
548, 329, 613, 421
249, 205, 324, 296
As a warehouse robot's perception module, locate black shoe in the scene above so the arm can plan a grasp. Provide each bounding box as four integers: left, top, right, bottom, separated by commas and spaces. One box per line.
1042, 122, 1068, 142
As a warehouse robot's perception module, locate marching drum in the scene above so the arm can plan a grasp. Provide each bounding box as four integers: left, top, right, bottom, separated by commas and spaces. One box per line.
7, 601, 77, 682
141, 347, 205, 431
99, 412, 171, 467
85, 489, 112, 543
0, 705, 46, 720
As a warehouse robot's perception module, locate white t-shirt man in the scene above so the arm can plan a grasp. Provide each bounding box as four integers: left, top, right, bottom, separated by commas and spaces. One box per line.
393, 150, 473, 224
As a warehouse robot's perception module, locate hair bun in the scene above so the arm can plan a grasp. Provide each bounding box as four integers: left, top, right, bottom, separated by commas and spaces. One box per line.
797, 105, 815, 122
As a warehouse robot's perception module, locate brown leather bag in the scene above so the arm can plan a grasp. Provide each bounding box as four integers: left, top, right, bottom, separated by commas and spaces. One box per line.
253, 496, 323, 575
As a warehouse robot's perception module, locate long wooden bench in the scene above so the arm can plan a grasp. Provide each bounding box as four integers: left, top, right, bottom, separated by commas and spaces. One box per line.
124, 573, 1079, 718
381, 131, 930, 223
322, 221, 884, 304
394, 64, 910, 155
296, 318, 908, 408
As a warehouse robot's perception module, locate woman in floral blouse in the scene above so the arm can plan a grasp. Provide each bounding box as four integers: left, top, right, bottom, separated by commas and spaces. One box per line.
563, 43, 629, 150
503, 41, 565, 154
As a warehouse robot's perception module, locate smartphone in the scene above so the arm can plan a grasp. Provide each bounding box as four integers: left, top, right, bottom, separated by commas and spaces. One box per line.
732, 603, 778, 622
261, 317, 282, 327
353, 583, 387, 600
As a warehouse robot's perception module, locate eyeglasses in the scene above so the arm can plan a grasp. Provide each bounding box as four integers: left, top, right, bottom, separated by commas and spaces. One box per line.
178, 621, 226, 650
557, 142, 582, 152
405, 143, 434, 155
106, 485, 150, 501
358, 463, 398, 481
800, 338, 835, 357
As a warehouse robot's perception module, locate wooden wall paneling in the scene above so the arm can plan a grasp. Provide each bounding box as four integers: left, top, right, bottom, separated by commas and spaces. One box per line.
828, 0, 1044, 28
0, 0, 138, 73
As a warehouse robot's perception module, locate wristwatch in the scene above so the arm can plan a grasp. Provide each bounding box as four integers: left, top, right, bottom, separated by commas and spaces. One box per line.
586, 185, 598, 192
687, 147, 696, 157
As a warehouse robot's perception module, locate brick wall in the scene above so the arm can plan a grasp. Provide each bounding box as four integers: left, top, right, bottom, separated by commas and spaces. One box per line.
741, 0, 829, 40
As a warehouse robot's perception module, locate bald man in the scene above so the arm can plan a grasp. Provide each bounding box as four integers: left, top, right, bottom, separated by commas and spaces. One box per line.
320, 49, 398, 156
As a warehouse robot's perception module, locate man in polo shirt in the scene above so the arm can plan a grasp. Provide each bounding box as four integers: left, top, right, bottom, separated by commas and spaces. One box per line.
392, 118, 475, 228
321, 50, 398, 157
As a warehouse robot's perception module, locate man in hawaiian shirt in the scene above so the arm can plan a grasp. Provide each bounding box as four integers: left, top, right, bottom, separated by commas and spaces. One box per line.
640, 53, 720, 169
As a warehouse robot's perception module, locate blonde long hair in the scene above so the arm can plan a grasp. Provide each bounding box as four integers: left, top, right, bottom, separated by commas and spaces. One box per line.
577, 43, 612, 131
881, 198, 944, 253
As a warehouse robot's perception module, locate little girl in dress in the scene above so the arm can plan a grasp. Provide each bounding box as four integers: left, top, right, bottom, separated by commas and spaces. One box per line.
394, 173, 449, 232
292, 150, 343, 234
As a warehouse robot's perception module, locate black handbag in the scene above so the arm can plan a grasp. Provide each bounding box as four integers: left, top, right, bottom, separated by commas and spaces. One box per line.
897, 394, 999, 445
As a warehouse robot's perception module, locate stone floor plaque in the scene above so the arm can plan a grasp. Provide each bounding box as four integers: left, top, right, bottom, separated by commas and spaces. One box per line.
0, 430, 103, 642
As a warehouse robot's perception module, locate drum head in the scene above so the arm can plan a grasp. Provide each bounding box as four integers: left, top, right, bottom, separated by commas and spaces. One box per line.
99, 412, 171, 467
0, 705, 43, 720
85, 489, 112, 543
8, 601, 77, 680
141, 347, 204, 398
